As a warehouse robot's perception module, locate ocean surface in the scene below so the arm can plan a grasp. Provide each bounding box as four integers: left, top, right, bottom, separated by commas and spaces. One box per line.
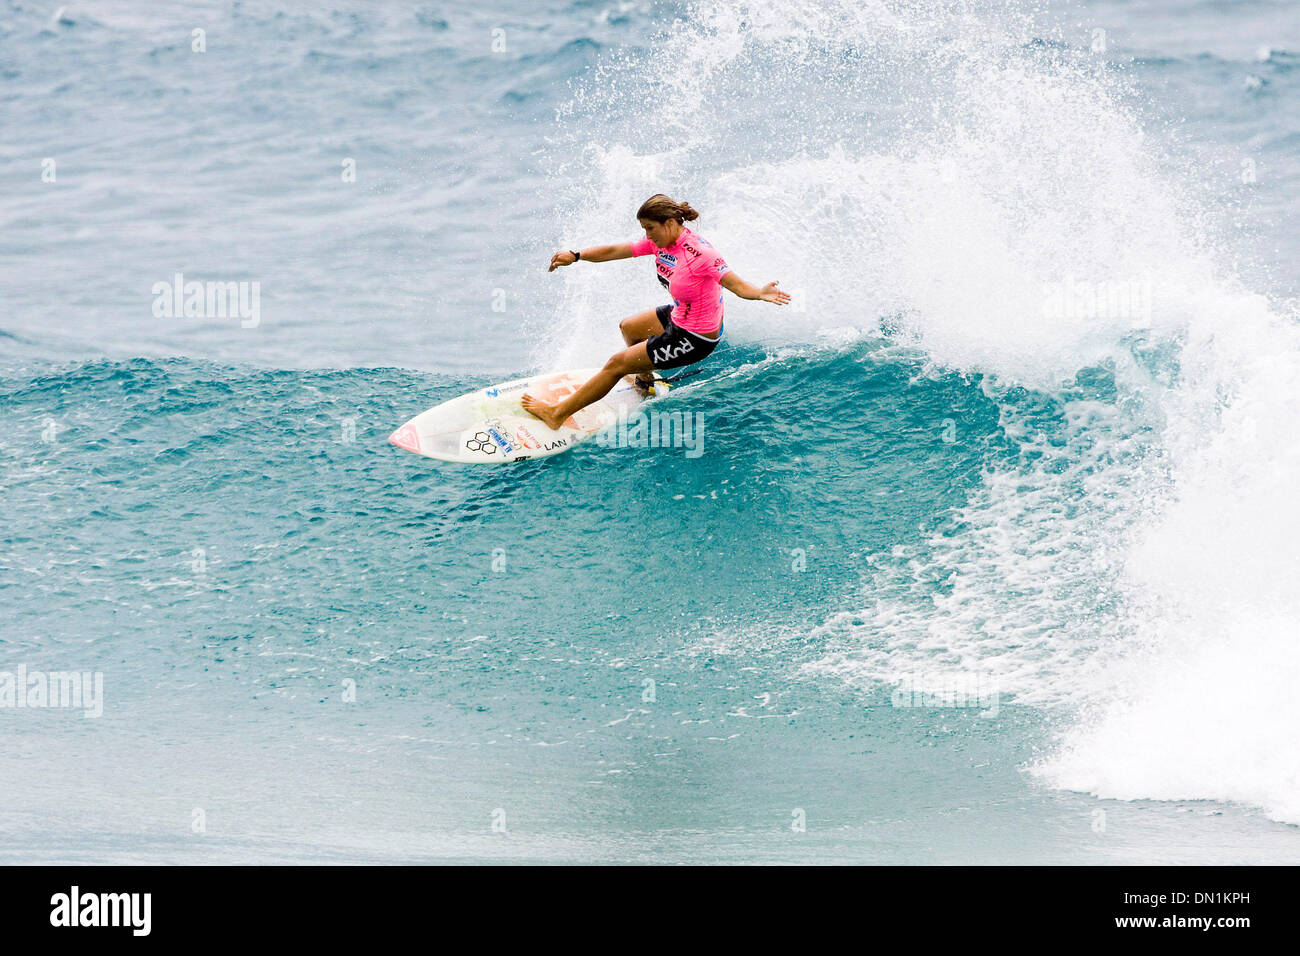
2, 0, 1299, 863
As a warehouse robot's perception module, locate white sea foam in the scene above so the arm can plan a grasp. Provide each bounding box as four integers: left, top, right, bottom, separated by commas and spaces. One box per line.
1036, 297, 1300, 824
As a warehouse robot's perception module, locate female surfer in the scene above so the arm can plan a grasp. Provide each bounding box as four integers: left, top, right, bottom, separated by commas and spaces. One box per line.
520, 194, 790, 430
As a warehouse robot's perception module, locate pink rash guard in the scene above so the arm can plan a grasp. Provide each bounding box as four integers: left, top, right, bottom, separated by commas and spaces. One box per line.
628, 227, 730, 335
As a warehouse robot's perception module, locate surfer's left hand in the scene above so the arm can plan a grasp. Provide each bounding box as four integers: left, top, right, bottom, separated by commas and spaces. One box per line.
760, 281, 791, 305
548, 250, 578, 272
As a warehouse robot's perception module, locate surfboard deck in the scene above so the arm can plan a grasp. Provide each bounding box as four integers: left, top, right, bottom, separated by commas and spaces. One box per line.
389, 368, 669, 464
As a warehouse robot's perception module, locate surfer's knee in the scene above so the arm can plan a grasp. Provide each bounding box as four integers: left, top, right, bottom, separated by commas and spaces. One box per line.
619, 309, 659, 343
602, 352, 636, 376
618, 314, 647, 343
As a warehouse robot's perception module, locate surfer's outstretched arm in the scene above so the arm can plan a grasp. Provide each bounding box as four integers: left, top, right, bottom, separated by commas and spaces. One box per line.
548, 243, 634, 271
721, 271, 791, 305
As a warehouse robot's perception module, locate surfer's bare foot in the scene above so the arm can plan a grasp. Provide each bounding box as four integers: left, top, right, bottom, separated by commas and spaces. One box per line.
521, 393, 566, 431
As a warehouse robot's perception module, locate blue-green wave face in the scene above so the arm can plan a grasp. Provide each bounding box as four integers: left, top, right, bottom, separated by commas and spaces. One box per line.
2, 0, 1299, 862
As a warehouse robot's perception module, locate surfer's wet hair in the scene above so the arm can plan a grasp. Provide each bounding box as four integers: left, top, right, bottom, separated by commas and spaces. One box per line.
637, 194, 700, 224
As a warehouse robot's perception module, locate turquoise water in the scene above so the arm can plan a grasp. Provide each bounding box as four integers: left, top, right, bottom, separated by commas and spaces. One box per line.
3, 0, 1300, 863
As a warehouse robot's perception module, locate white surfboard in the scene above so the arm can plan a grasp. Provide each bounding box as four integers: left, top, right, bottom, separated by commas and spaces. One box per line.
389, 368, 666, 464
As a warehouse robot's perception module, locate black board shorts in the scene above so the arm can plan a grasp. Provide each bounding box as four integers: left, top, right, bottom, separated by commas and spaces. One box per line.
646, 304, 723, 371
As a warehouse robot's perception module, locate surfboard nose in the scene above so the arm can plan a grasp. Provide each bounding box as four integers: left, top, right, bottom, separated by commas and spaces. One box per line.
388, 423, 420, 453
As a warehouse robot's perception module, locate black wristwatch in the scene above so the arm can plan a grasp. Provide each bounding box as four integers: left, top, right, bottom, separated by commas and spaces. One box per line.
570, 249, 582, 261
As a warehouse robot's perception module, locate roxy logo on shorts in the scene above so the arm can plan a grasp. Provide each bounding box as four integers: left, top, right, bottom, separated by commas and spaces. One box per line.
652, 338, 694, 365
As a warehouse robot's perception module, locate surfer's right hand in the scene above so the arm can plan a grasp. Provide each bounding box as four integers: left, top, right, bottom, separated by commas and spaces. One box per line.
548, 250, 578, 272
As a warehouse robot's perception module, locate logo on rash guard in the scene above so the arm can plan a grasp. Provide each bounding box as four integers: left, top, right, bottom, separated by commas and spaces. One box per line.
657, 252, 677, 267
652, 337, 695, 365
